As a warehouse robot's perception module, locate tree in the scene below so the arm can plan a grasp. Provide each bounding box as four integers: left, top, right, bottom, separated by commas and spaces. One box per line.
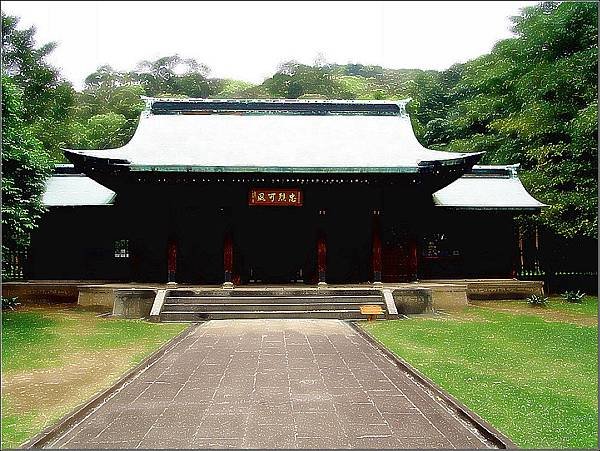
263, 61, 354, 99
1, 12, 76, 161
73, 112, 129, 150
1, 76, 53, 270
71, 56, 225, 150
406, 69, 459, 142
410, 1, 598, 239
132, 55, 222, 98
72, 66, 145, 149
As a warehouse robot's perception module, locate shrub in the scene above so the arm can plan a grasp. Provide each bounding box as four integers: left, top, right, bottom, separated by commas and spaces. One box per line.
527, 294, 548, 307
562, 290, 585, 303
2, 296, 21, 311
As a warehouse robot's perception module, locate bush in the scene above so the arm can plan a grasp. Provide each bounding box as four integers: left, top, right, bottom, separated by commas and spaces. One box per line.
527, 294, 548, 307
2, 296, 21, 310
562, 290, 585, 303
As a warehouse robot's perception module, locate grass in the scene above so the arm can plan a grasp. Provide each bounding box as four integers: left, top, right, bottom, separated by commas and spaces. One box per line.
1, 305, 187, 448
471, 296, 598, 327
361, 297, 598, 449
547, 295, 598, 315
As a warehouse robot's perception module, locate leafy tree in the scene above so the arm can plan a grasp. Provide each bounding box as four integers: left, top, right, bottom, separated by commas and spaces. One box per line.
132, 55, 223, 98
1, 76, 53, 269
212, 79, 256, 98
73, 112, 129, 150
410, 1, 598, 239
263, 61, 354, 99
77, 66, 143, 118
70, 56, 225, 148
342, 63, 385, 78
72, 66, 145, 149
2, 13, 76, 161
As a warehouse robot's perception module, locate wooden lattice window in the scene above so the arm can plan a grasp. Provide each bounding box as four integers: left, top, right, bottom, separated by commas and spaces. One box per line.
114, 240, 130, 258
421, 233, 460, 258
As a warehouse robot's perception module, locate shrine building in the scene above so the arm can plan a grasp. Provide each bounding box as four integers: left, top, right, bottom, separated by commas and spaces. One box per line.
27, 98, 545, 285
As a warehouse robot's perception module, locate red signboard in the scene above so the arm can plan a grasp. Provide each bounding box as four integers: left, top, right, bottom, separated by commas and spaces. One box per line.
249, 188, 303, 206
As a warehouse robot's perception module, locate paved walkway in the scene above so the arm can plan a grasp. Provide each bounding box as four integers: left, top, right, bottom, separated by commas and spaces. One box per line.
48, 320, 494, 449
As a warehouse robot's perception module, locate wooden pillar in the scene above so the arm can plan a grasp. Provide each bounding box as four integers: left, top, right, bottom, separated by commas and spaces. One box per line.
372, 211, 382, 283
167, 239, 177, 284
518, 224, 525, 270
317, 230, 327, 285
534, 224, 540, 273
223, 231, 233, 284
513, 222, 523, 278
316, 209, 327, 286
408, 234, 418, 281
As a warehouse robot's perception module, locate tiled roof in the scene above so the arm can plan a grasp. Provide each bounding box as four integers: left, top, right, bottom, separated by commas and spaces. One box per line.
63, 98, 483, 174
433, 165, 546, 210
42, 173, 116, 206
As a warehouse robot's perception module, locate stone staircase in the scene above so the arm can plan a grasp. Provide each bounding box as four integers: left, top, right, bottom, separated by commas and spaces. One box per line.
157, 288, 388, 322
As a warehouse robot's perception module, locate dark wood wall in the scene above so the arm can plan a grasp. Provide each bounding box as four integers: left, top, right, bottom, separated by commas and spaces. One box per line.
25, 183, 518, 283
416, 210, 517, 279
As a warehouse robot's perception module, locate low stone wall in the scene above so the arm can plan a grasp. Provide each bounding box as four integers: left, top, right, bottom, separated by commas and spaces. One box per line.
2, 282, 80, 303
428, 284, 468, 310
420, 279, 545, 301
467, 280, 544, 300
78, 286, 116, 308
391, 288, 433, 314
112, 289, 156, 319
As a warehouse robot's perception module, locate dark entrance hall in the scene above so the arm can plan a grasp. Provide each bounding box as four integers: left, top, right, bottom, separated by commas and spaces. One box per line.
237, 207, 316, 284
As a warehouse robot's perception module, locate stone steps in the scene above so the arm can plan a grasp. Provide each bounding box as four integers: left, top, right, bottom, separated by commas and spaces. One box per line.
164, 295, 382, 304
166, 289, 381, 298
158, 289, 387, 321
161, 301, 385, 312
159, 309, 370, 321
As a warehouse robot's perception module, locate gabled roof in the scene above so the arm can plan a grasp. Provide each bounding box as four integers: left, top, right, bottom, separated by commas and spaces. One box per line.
433, 165, 546, 210
42, 168, 116, 206
64, 98, 483, 174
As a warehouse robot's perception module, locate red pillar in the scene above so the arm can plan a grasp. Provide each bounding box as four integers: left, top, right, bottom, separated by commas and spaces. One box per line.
317, 230, 327, 284
372, 212, 382, 283
534, 224, 541, 273
512, 222, 522, 279
224, 231, 233, 283
167, 239, 177, 283
408, 236, 418, 281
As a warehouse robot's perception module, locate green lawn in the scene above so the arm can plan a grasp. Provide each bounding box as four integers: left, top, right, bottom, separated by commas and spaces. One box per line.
1, 305, 187, 449
362, 298, 598, 449
546, 295, 598, 316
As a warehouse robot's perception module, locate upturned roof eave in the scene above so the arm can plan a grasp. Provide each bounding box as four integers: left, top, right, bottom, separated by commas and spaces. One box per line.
62, 149, 485, 175
434, 205, 546, 211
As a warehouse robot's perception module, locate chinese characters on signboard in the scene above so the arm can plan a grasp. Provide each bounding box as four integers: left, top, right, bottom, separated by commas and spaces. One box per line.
249, 188, 303, 206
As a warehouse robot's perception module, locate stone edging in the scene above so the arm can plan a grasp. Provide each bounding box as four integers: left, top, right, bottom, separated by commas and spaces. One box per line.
19, 323, 200, 449
349, 321, 518, 449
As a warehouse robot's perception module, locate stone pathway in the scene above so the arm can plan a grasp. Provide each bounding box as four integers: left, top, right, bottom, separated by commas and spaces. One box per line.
47, 320, 495, 449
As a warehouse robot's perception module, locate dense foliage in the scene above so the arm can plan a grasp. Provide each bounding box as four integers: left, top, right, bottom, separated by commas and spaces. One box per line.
69, 56, 232, 149
2, 14, 62, 273
1, 13, 75, 162
1, 76, 53, 265
409, 2, 598, 239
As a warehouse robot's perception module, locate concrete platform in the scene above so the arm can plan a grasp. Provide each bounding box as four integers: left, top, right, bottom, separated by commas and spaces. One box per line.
2, 279, 544, 316
41, 320, 499, 449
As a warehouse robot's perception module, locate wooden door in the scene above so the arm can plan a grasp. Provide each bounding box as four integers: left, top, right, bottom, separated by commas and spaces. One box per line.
382, 228, 417, 282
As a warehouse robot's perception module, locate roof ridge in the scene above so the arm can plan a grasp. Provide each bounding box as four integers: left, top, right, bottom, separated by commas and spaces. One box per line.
142, 97, 410, 105
144, 98, 410, 117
